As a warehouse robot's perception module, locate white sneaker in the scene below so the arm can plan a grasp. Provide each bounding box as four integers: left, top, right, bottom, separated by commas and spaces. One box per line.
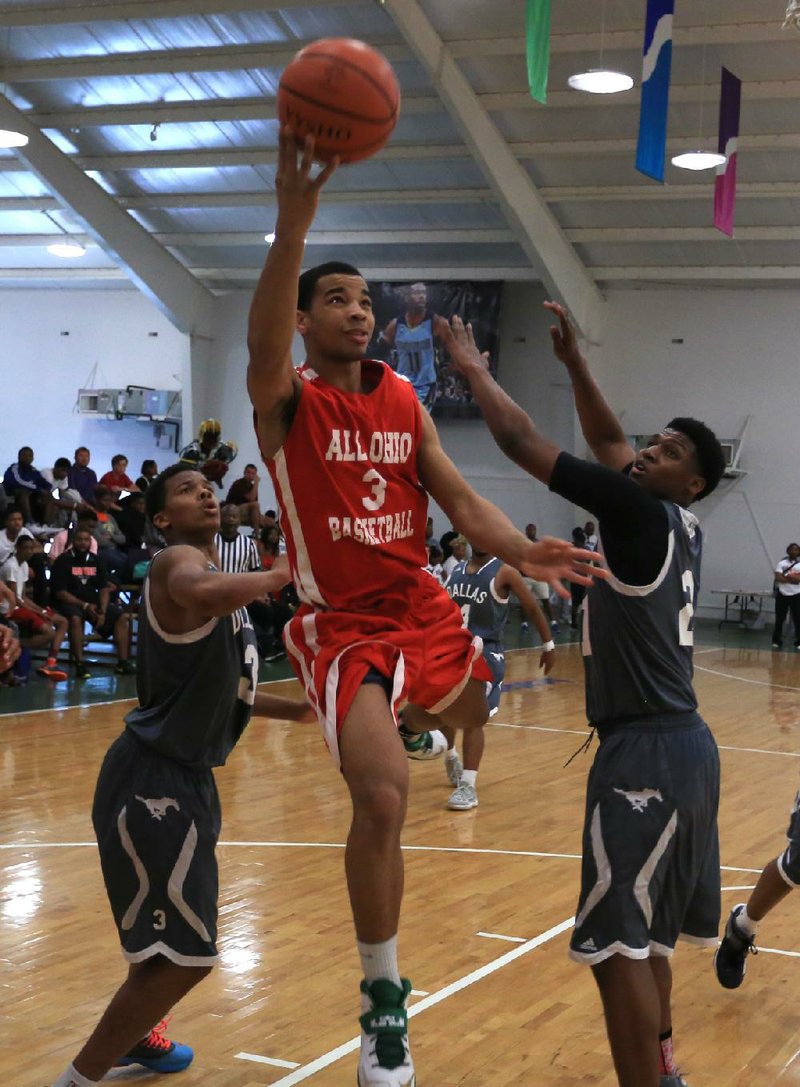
445, 750, 463, 786
446, 782, 478, 810
358, 978, 415, 1087
399, 726, 447, 760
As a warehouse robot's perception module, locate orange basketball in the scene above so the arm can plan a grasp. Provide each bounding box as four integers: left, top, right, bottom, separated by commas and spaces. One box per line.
277, 38, 400, 164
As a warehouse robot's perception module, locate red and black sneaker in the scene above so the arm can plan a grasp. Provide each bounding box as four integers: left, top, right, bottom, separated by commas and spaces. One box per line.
116, 1017, 194, 1074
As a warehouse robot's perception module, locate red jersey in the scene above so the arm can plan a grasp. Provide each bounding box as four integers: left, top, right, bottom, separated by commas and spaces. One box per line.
260, 361, 429, 613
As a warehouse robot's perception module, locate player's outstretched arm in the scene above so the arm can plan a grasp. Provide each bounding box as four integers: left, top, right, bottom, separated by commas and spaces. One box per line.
159, 546, 291, 619
498, 566, 555, 673
416, 410, 602, 597
441, 315, 561, 485
544, 301, 635, 471
247, 129, 337, 458
252, 691, 317, 722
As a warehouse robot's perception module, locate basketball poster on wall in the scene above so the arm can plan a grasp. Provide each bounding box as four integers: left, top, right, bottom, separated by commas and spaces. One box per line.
366, 280, 503, 419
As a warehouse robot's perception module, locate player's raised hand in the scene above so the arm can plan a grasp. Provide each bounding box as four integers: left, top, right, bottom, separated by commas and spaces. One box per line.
544, 301, 583, 369
440, 315, 491, 376
518, 535, 607, 599
275, 127, 338, 234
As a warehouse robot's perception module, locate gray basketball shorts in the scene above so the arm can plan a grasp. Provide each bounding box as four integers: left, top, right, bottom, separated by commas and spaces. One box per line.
778, 789, 800, 886
482, 643, 505, 716
569, 713, 721, 965
92, 730, 221, 966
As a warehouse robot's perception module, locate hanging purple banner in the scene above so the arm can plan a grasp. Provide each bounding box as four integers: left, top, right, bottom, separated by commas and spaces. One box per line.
714, 67, 742, 237
636, 0, 675, 182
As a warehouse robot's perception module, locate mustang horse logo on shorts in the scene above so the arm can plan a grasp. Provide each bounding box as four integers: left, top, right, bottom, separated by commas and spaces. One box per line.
136, 795, 180, 820
613, 787, 663, 813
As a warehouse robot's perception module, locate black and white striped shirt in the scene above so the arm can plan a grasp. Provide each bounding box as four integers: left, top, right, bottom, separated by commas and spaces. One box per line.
214, 532, 261, 574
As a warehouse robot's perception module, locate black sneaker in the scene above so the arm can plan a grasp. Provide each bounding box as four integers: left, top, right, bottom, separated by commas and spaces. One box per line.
74, 663, 91, 680
714, 904, 757, 989
114, 660, 136, 676
263, 645, 287, 663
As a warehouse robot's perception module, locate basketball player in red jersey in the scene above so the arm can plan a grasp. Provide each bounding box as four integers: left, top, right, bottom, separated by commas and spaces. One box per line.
247, 130, 602, 1087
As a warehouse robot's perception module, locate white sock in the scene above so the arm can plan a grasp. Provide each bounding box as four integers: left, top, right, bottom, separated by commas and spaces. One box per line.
53, 1065, 98, 1087
737, 904, 759, 938
357, 935, 401, 985
447, 745, 459, 758
461, 769, 478, 788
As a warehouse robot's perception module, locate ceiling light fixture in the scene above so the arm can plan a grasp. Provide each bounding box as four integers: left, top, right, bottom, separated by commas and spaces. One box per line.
568, 0, 633, 95
671, 1, 724, 172
568, 69, 633, 94
42, 209, 86, 258
671, 149, 726, 171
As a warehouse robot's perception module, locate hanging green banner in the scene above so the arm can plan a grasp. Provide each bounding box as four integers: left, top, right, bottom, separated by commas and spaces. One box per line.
526, 0, 551, 104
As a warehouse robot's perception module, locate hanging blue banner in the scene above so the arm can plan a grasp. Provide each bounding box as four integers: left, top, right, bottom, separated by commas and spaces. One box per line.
636, 0, 675, 182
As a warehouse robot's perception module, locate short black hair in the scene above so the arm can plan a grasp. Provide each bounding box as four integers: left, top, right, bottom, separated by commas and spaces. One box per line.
54, 456, 71, 470
76, 509, 98, 523
74, 446, 89, 457
111, 453, 127, 467
145, 463, 201, 521
297, 261, 363, 311
18, 446, 33, 457
667, 417, 726, 501
141, 458, 157, 474
4, 507, 22, 522
245, 463, 257, 471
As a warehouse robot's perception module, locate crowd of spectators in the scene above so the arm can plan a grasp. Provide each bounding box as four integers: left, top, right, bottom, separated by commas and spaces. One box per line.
0, 437, 293, 689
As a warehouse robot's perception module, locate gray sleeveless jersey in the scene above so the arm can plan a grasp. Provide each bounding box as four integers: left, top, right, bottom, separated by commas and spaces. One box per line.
125, 553, 258, 769
446, 557, 509, 643
582, 501, 701, 724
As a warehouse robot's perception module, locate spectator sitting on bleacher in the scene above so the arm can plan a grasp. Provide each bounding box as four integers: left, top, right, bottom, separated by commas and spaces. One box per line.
0, 508, 48, 606
179, 418, 238, 487
99, 454, 140, 499
91, 486, 128, 578
0, 535, 68, 681
42, 456, 90, 528
225, 463, 263, 529
48, 509, 99, 563
68, 447, 98, 506
50, 526, 134, 681
135, 459, 158, 493
3, 446, 52, 528
0, 607, 23, 687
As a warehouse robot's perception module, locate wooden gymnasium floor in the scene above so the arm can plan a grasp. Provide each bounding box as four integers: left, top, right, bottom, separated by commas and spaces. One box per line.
4, 634, 800, 1087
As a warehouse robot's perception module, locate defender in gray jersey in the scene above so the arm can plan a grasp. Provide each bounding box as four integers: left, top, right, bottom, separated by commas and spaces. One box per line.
439, 546, 554, 810
48, 465, 313, 1087
445, 308, 726, 1087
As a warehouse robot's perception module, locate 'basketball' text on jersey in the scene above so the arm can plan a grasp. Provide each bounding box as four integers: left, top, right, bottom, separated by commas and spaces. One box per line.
324, 429, 413, 465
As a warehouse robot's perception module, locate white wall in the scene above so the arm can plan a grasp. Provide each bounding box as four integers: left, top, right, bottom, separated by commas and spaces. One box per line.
0, 290, 188, 484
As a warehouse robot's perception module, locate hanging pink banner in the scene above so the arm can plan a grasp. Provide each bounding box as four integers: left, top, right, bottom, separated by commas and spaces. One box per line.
714, 68, 741, 237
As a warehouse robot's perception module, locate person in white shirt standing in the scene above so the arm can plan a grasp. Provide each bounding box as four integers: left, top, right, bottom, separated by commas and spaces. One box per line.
772, 542, 800, 650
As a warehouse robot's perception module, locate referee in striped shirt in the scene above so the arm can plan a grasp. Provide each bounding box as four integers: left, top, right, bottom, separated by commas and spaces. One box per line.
216, 504, 286, 661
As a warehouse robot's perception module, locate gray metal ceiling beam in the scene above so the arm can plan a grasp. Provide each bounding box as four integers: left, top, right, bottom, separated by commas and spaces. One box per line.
29, 79, 800, 130
0, 92, 213, 335
381, 0, 604, 337
0, 228, 517, 247
0, 0, 350, 28
3, 131, 800, 175
6, 181, 799, 214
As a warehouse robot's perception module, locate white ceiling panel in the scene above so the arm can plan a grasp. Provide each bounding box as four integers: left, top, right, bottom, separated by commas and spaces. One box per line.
0, 0, 799, 304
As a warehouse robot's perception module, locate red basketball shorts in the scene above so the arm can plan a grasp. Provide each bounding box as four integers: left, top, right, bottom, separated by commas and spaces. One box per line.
283, 572, 491, 768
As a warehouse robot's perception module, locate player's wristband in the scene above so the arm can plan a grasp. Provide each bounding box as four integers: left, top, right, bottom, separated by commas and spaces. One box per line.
542, 640, 555, 652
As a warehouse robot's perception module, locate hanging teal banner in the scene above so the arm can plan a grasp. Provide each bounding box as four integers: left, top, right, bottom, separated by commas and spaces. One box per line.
526, 0, 551, 104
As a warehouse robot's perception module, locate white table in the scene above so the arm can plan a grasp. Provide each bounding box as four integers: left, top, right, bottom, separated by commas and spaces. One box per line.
711, 589, 774, 628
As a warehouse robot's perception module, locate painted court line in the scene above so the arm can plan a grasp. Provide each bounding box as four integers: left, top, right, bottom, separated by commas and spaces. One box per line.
410, 989, 429, 996
267, 916, 575, 1087
493, 721, 800, 759
695, 663, 800, 692
721, 885, 756, 892
756, 946, 800, 959
235, 1053, 300, 1069
477, 931, 527, 943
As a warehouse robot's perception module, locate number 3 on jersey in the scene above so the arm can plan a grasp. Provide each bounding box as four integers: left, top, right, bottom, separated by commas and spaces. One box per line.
361, 468, 387, 512
238, 643, 259, 705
